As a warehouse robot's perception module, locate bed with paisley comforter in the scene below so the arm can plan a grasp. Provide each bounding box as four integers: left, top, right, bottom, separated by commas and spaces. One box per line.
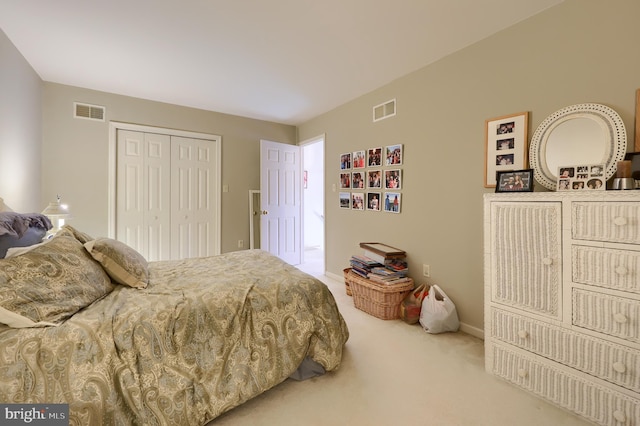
0, 225, 349, 425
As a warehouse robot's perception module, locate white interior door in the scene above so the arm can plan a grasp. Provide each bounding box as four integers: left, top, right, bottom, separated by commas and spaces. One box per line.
260, 140, 301, 265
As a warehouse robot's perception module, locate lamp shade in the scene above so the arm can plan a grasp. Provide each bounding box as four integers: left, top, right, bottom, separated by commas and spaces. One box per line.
42, 196, 72, 219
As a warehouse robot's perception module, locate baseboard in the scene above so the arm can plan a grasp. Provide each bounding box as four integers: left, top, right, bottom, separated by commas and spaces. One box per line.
459, 322, 484, 340
324, 270, 485, 340
325, 271, 342, 282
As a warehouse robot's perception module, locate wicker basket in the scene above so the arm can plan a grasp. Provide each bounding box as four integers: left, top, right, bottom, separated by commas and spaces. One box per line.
343, 268, 353, 296
345, 270, 414, 320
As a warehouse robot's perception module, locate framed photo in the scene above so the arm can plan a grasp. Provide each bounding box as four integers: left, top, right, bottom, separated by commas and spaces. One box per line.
339, 192, 351, 209
340, 153, 352, 170
367, 192, 381, 211
485, 112, 528, 187
352, 193, 365, 210
353, 150, 366, 169
385, 144, 403, 165
367, 170, 382, 188
368, 147, 382, 167
351, 171, 365, 189
557, 164, 605, 191
383, 192, 401, 213
384, 169, 402, 189
339, 172, 351, 189
495, 169, 534, 193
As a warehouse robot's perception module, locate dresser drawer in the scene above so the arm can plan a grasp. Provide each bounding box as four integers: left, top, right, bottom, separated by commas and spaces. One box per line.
573, 245, 640, 294
573, 289, 640, 344
491, 308, 640, 392
572, 202, 640, 244
490, 343, 640, 425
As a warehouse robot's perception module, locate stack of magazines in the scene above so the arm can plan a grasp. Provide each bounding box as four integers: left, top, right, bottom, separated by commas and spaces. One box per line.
349, 254, 382, 278
349, 243, 411, 285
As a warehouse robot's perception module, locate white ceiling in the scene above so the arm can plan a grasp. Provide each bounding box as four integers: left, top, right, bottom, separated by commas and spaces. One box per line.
0, 0, 563, 125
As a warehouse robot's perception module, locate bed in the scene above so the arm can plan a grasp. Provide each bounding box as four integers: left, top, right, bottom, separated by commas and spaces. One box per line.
0, 225, 349, 425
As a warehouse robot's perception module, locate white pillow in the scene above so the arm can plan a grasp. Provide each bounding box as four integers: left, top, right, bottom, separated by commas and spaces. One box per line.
5, 240, 49, 258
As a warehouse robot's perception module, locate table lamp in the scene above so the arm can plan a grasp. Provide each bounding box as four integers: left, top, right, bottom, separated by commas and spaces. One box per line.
42, 195, 72, 238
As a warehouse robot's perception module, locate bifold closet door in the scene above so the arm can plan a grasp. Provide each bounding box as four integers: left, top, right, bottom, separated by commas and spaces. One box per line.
116, 130, 171, 261
170, 136, 217, 260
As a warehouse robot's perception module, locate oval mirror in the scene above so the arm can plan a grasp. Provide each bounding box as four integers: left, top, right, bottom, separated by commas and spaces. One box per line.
529, 103, 627, 190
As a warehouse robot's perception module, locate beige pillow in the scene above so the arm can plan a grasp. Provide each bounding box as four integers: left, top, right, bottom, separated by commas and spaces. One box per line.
84, 238, 148, 289
0, 231, 115, 328
61, 224, 94, 244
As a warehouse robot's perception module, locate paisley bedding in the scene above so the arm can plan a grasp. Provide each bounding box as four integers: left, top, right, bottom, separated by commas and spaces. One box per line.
0, 236, 349, 425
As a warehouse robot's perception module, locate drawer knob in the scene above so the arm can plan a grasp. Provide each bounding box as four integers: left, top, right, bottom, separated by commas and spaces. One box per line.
541, 258, 553, 266
613, 410, 626, 422
613, 216, 627, 226
518, 330, 529, 339
615, 266, 628, 275
613, 313, 628, 324
613, 362, 627, 373
517, 368, 528, 378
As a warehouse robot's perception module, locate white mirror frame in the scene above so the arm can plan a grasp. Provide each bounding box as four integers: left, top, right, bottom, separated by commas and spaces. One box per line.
529, 103, 627, 191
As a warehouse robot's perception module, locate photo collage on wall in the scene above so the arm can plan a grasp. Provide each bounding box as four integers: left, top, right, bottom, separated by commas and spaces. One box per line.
339, 144, 403, 213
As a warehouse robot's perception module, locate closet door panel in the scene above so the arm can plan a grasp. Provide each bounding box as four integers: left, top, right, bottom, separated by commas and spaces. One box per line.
116, 130, 145, 255
144, 133, 171, 261
171, 136, 216, 260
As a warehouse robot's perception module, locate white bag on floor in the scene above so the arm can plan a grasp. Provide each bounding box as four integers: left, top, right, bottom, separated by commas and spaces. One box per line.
419, 284, 459, 334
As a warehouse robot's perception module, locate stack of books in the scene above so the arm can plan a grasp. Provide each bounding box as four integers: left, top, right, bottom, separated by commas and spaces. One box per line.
358, 242, 411, 285
349, 254, 382, 278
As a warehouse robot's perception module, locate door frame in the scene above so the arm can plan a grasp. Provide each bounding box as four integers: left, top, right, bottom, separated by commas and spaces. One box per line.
108, 121, 222, 254
299, 134, 325, 262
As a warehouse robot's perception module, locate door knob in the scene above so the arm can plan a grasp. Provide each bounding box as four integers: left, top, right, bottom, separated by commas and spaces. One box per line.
262, 210, 269, 215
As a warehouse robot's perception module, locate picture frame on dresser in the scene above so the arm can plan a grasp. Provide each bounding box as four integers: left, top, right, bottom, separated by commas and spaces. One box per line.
484, 112, 529, 187
495, 169, 534, 193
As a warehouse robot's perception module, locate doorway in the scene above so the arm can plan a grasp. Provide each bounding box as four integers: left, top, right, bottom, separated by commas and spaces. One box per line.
298, 135, 325, 276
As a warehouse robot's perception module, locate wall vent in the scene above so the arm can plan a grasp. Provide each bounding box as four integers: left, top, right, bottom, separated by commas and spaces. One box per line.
373, 99, 396, 122
74, 102, 105, 121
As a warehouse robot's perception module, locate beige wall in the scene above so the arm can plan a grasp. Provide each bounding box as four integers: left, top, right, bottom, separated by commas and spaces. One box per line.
42, 83, 296, 253
298, 0, 640, 333
0, 29, 42, 212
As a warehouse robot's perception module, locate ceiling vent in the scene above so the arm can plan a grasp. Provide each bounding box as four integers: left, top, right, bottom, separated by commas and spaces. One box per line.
74, 102, 105, 122
373, 99, 396, 122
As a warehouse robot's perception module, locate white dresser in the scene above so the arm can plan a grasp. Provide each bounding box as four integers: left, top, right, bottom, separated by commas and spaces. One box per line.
484, 192, 640, 425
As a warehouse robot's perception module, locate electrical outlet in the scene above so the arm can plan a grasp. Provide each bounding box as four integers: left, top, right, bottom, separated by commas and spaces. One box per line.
423, 264, 430, 277
238, 239, 244, 249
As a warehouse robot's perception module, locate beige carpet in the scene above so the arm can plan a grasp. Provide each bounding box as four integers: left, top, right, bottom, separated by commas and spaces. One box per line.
210, 266, 590, 426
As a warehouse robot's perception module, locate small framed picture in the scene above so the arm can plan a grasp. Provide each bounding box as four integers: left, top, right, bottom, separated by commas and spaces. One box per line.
368, 147, 382, 167
339, 192, 351, 209
340, 153, 352, 170
384, 169, 402, 189
485, 112, 528, 187
367, 170, 382, 188
353, 150, 366, 169
495, 169, 534, 193
385, 144, 403, 165
367, 192, 381, 211
383, 192, 401, 213
351, 171, 365, 189
352, 193, 365, 210
339, 172, 351, 189
557, 164, 605, 191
